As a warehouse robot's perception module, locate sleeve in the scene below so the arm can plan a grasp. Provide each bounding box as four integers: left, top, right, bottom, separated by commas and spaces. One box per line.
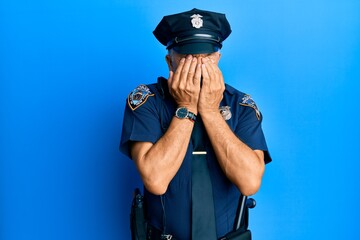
235, 103, 272, 164
119, 94, 163, 158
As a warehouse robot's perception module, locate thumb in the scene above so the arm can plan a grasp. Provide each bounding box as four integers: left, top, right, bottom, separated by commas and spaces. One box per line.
167, 70, 174, 93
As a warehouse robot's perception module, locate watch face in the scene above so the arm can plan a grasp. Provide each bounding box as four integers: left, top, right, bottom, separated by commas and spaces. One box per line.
176, 107, 188, 119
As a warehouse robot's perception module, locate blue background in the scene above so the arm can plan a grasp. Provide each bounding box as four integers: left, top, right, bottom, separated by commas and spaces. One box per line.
1, 0, 359, 239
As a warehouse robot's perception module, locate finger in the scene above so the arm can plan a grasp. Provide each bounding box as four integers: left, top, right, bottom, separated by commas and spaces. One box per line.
193, 62, 202, 87
180, 55, 193, 85
205, 57, 217, 77
203, 57, 221, 86
210, 61, 224, 86
172, 57, 185, 88
207, 62, 225, 93
201, 59, 210, 88
187, 57, 198, 84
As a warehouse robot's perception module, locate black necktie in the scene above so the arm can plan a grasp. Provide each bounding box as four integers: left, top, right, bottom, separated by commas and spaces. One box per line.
191, 116, 217, 239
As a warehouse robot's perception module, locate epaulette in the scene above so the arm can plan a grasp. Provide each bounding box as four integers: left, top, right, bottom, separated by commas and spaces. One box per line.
127, 84, 155, 110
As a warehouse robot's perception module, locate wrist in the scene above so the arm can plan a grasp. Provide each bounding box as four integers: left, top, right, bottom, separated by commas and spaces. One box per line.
199, 109, 224, 122
198, 108, 219, 116
177, 104, 198, 115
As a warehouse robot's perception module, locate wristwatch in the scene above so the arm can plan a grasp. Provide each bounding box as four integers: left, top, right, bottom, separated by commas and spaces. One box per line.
175, 107, 197, 122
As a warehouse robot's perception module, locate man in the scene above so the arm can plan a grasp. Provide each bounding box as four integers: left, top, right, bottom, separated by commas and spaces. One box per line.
120, 8, 271, 240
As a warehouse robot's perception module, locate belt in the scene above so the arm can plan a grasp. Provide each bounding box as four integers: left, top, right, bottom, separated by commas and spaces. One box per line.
147, 225, 176, 240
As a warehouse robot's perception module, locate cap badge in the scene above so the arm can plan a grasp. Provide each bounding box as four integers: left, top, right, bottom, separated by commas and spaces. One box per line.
190, 14, 203, 29
219, 106, 232, 120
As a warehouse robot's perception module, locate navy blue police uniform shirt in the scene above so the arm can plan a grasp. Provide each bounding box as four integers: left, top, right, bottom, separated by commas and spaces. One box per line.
120, 77, 271, 240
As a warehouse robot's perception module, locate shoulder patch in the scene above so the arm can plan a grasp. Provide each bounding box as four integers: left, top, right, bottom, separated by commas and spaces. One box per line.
239, 95, 261, 120
127, 84, 155, 110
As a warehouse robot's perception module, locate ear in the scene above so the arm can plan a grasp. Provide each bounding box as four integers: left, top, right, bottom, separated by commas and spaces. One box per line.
165, 54, 173, 71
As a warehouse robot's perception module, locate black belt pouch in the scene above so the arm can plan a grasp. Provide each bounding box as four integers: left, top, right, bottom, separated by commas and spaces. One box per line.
220, 229, 251, 240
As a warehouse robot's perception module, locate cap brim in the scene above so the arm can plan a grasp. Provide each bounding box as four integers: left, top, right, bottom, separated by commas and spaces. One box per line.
172, 42, 220, 54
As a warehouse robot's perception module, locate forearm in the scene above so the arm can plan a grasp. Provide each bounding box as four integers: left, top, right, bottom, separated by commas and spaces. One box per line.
132, 117, 194, 195
132, 54, 201, 195
201, 111, 265, 196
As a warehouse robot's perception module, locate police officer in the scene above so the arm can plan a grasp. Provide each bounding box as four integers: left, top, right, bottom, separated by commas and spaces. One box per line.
120, 8, 271, 240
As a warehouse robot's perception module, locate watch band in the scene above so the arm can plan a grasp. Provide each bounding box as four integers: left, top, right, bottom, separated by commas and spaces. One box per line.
186, 111, 197, 122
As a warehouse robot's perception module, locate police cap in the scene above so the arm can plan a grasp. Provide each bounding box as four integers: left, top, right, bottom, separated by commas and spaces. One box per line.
153, 8, 232, 54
